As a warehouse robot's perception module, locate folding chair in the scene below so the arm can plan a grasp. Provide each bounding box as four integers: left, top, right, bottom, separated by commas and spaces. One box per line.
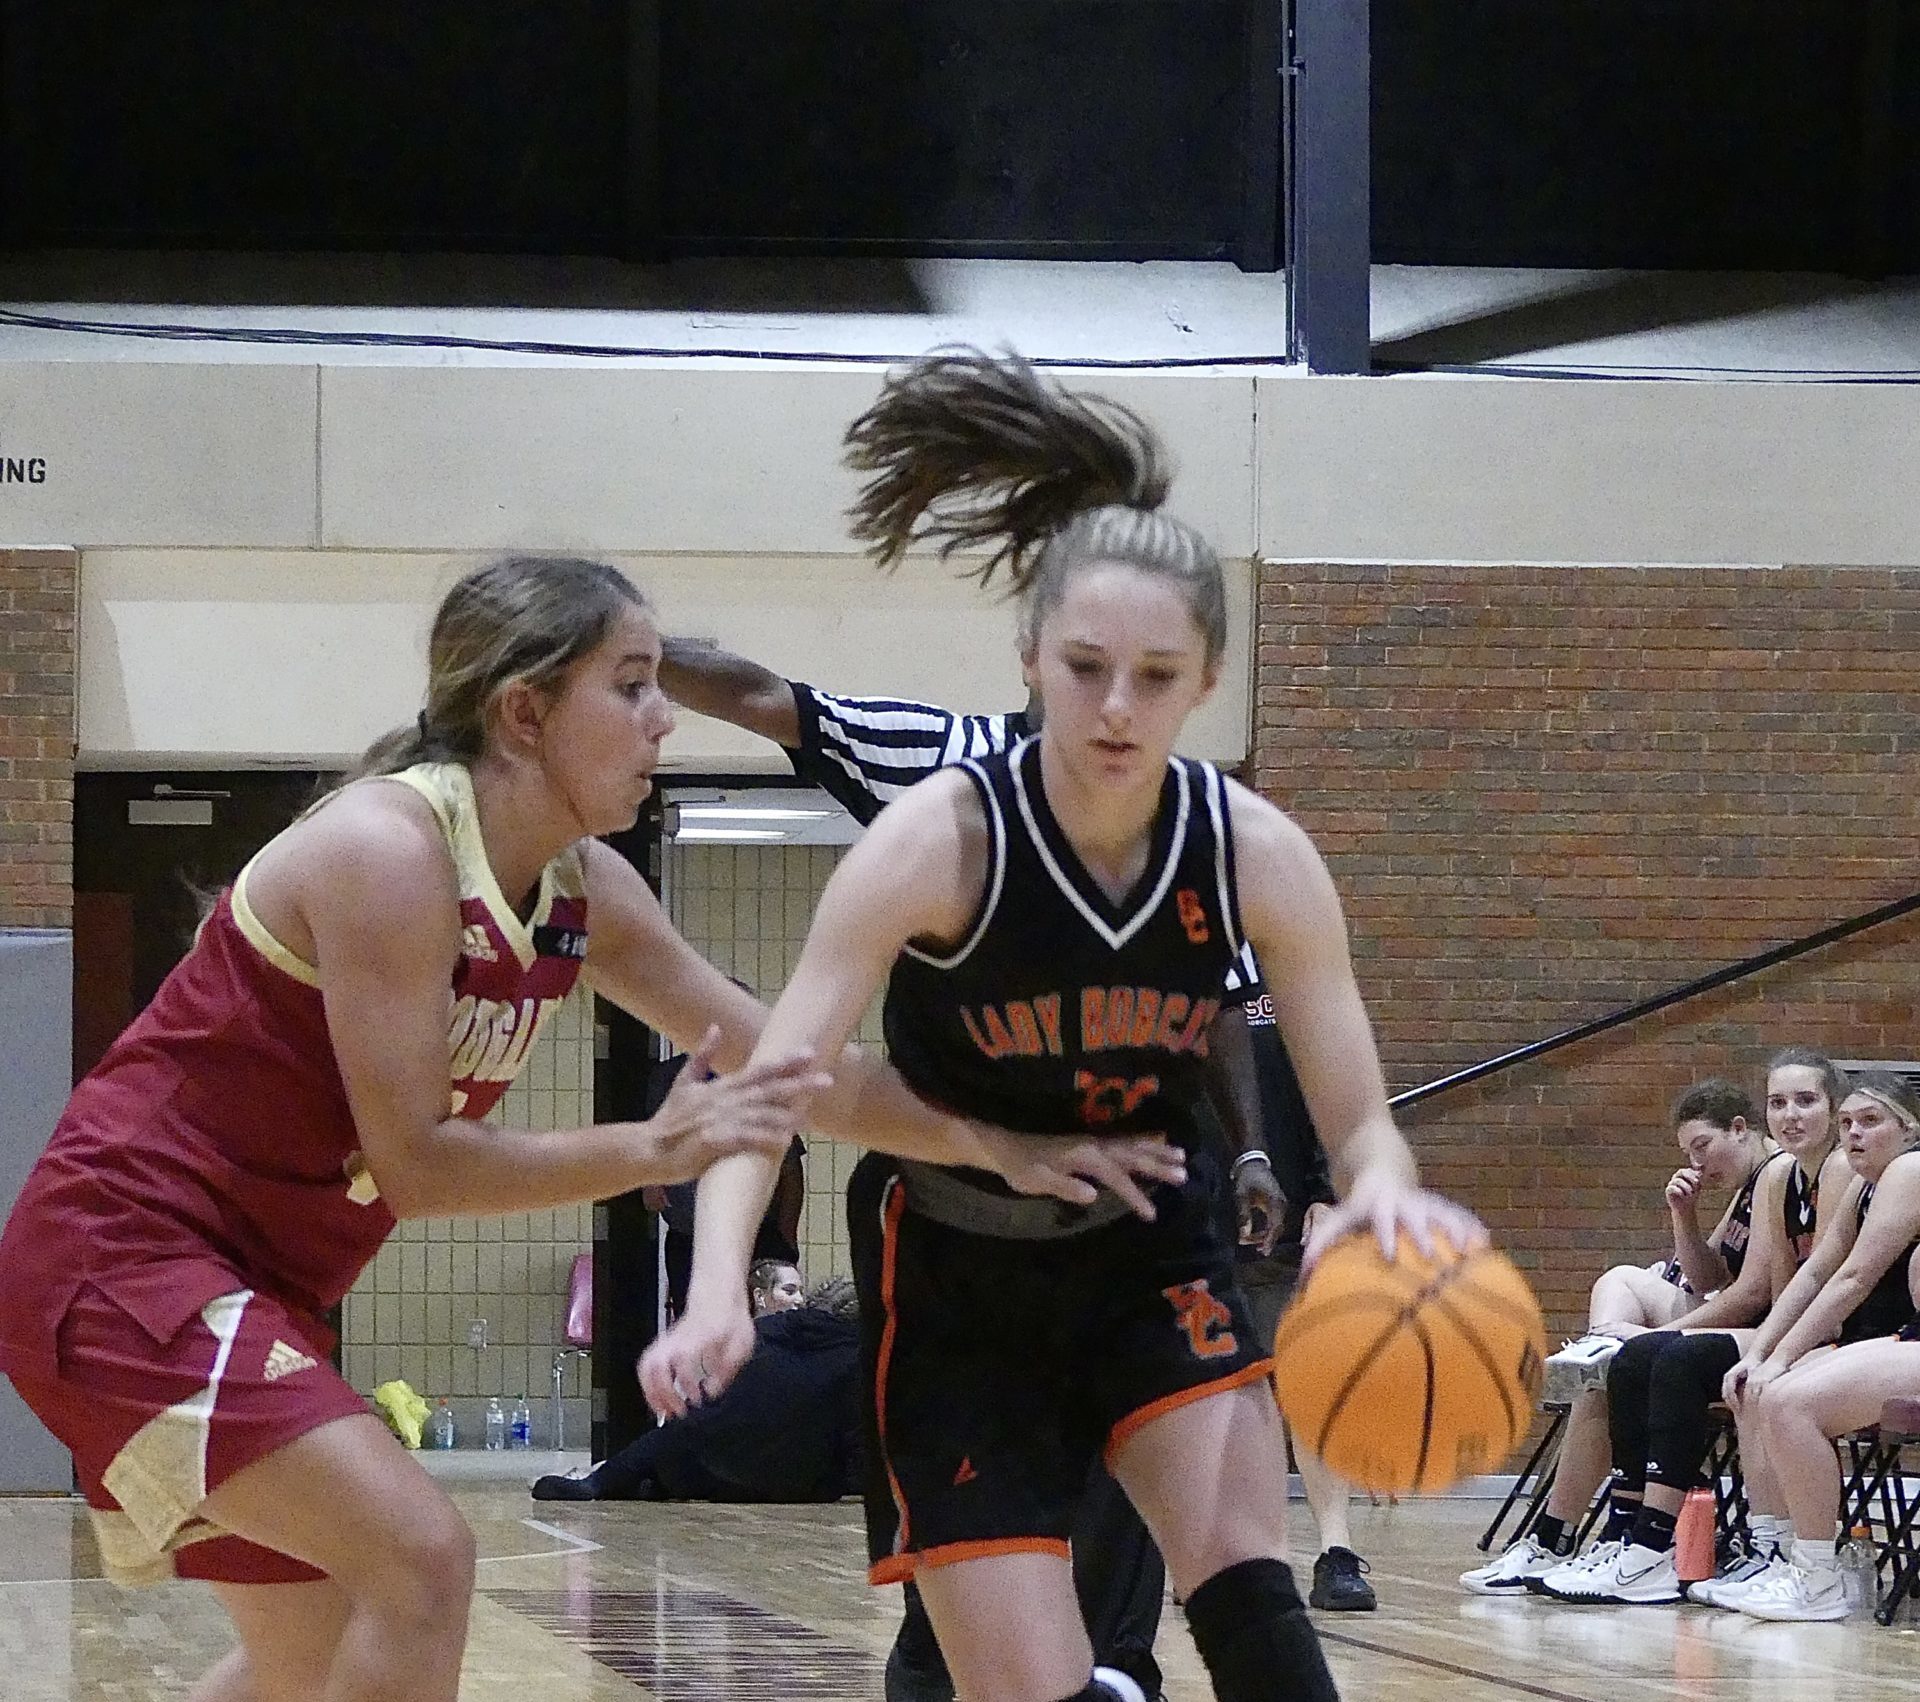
1702, 1405, 1749, 1557
1865, 1397, 1920, 1626
1477, 1402, 1616, 1554
1478, 1403, 1569, 1553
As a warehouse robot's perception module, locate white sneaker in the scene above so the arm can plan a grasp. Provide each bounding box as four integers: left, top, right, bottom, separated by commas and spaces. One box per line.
1712, 1551, 1792, 1611
1533, 1540, 1621, 1600
1460, 1535, 1565, 1595
1737, 1561, 1848, 1622
1687, 1548, 1771, 1608
1542, 1335, 1625, 1404
1538, 1541, 1681, 1604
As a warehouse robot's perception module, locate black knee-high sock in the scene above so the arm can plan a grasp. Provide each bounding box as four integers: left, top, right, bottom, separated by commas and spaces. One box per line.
1603, 1485, 1642, 1546
1532, 1513, 1575, 1556
1184, 1559, 1339, 1702
1629, 1504, 1678, 1555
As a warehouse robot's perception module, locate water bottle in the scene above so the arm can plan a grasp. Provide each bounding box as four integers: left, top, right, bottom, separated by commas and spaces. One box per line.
1839, 1525, 1878, 1619
484, 1397, 507, 1451
509, 1394, 533, 1450
428, 1399, 456, 1451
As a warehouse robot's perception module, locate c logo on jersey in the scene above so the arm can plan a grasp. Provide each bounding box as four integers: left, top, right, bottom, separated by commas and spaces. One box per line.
1074, 1069, 1160, 1125
1176, 888, 1210, 945
1162, 1279, 1238, 1360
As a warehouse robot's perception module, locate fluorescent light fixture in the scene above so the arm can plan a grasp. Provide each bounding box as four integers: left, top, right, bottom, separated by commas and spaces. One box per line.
676, 806, 833, 822
674, 827, 788, 842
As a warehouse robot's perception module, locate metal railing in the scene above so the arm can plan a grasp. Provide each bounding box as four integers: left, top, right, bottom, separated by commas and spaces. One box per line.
1390, 889, 1920, 1111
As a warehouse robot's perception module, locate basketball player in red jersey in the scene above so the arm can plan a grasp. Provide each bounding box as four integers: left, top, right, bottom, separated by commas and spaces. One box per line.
643, 356, 1485, 1702
0, 554, 1180, 1702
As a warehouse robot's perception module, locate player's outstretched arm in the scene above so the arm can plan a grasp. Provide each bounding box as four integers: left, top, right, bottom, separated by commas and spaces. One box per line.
657, 636, 802, 747
579, 832, 1171, 1199
1227, 780, 1484, 1267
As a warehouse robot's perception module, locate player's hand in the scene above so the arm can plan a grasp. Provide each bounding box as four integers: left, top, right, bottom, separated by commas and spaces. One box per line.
1302, 1167, 1489, 1271
1234, 1154, 1285, 1256
1665, 1167, 1703, 1217
642, 1027, 832, 1185
638, 1300, 757, 1419
1723, 1353, 1776, 1411
969, 1126, 1187, 1222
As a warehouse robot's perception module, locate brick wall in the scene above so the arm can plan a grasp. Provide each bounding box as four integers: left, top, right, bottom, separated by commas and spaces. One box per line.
0, 549, 77, 928
1253, 563, 1920, 1336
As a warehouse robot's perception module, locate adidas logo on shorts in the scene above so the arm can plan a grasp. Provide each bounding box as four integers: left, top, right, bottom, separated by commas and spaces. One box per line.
263, 1340, 319, 1382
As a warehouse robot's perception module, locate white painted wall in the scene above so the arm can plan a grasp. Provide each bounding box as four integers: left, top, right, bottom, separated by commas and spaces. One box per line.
3, 357, 1914, 761
77, 547, 1254, 768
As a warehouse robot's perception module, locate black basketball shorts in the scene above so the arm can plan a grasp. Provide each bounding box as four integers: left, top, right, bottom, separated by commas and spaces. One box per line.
847, 1147, 1274, 1585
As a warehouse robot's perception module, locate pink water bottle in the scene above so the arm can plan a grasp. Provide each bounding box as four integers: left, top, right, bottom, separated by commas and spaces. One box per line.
1675, 1489, 1717, 1583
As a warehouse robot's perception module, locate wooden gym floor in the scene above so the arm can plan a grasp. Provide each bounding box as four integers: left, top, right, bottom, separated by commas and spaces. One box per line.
6, 1488, 1919, 1700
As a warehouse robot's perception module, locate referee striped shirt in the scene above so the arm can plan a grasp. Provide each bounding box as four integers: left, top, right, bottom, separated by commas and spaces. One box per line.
787, 683, 1032, 828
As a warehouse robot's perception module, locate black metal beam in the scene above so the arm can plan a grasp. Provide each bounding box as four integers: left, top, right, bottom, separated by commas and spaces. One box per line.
622, 0, 663, 262
1284, 0, 1371, 372
1854, 0, 1899, 279
1238, 0, 1285, 271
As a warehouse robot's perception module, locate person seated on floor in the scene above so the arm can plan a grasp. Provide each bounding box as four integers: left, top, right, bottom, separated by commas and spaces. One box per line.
1525, 1058, 1851, 1606
1462, 1065, 1820, 1594
1715, 1074, 1920, 1621
533, 1271, 861, 1504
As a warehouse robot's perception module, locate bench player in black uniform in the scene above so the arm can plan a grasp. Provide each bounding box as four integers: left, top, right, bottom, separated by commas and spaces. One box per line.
644, 350, 1481, 1702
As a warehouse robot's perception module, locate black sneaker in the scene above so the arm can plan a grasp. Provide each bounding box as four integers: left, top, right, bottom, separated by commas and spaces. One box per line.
882, 1641, 955, 1702
530, 1473, 598, 1502
1309, 1547, 1377, 1611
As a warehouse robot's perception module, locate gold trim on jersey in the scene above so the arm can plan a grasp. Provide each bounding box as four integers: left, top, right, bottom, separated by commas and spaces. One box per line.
226, 763, 585, 989
229, 865, 321, 987
97, 1291, 252, 1585
385, 763, 585, 970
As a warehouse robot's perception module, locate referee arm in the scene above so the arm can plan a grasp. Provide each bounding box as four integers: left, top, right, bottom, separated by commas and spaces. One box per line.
658, 636, 802, 748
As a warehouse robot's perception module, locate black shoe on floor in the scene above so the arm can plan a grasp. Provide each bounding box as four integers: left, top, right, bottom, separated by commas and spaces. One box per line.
882, 1641, 955, 1702
1309, 1546, 1378, 1611
530, 1473, 599, 1502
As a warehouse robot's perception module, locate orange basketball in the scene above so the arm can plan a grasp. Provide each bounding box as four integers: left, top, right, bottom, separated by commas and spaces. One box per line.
1270, 1232, 1545, 1495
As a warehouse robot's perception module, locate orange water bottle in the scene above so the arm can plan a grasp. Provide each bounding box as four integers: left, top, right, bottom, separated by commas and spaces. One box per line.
1675, 1489, 1717, 1583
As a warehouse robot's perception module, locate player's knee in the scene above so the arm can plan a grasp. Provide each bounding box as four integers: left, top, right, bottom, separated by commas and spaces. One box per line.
376, 1505, 477, 1625
1183, 1557, 1339, 1702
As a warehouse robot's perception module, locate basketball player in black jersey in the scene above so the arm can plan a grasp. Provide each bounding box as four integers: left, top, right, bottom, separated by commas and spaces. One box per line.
643, 350, 1481, 1702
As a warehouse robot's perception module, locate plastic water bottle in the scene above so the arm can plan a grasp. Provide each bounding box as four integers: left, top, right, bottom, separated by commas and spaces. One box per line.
1840, 1526, 1878, 1620
428, 1399, 456, 1450
484, 1397, 507, 1451
509, 1395, 533, 1450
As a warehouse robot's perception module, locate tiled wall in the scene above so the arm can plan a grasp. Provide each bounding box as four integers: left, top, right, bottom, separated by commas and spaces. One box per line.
340, 987, 597, 1448
665, 841, 875, 1283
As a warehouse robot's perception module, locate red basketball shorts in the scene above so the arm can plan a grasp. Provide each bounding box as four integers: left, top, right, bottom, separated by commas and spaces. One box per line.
10, 1280, 370, 1586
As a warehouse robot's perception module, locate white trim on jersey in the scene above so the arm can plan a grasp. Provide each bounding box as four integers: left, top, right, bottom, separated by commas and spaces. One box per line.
1200, 762, 1245, 965
901, 759, 1008, 970
1223, 938, 1263, 996
1011, 739, 1192, 953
